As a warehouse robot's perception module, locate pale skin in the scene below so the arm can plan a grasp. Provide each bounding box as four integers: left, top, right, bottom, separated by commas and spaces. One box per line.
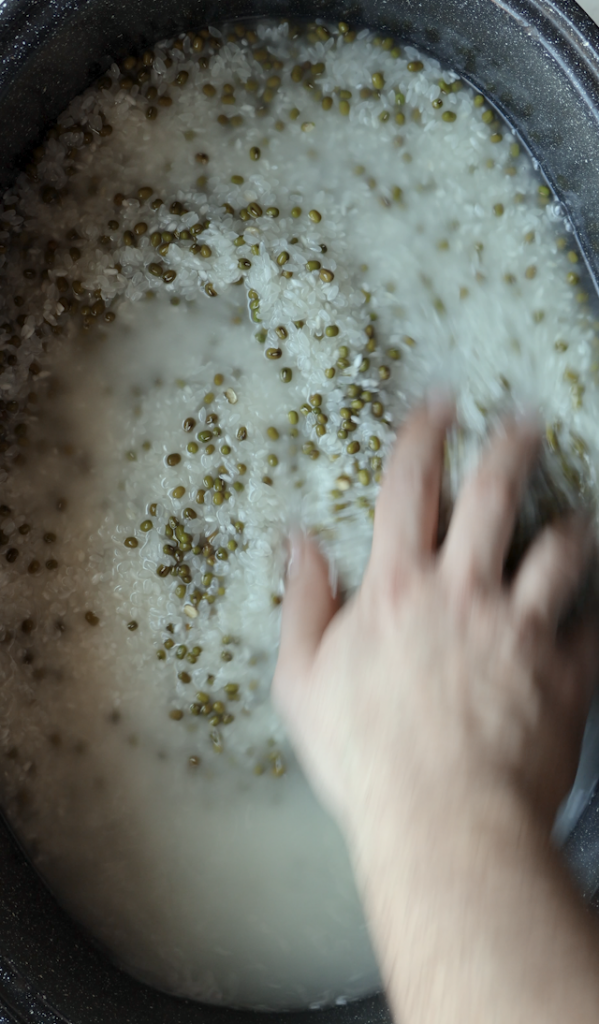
273, 396, 599, 1024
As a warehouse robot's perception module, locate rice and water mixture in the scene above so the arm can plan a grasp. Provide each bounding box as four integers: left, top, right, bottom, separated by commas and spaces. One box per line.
0, 18, 598, 1011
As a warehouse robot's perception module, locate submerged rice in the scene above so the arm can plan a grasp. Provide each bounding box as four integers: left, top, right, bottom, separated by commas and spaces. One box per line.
0, 18, 597, 1011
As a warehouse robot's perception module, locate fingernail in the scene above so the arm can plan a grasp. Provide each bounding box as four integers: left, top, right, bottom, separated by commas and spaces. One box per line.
287, 528, 305, 581
426, 387, 455, 425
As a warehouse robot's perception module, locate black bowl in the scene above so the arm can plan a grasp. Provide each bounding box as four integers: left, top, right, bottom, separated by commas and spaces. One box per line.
2, 1, 599, 1021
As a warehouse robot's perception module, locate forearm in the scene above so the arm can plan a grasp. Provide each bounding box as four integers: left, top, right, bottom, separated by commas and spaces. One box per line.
349, 779, 599, 1024
274, 407, 599, 1022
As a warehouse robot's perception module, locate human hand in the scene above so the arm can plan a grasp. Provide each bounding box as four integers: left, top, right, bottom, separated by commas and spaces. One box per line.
273, 399, 599, 845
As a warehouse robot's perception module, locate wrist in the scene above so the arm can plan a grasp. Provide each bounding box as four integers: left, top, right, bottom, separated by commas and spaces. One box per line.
344, 763, 548, 894
342, 770, 591, 1024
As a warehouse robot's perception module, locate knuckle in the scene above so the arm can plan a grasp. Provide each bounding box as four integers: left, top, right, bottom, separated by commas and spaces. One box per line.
448, 558, 478, 597
364, 559, 415, 615
439, 556, 481, 608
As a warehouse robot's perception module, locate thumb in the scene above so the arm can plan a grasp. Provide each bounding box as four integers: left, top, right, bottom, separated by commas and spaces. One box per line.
273, 530, 339, 703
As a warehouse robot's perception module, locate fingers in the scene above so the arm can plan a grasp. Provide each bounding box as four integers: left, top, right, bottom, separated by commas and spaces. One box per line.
370, 396, 454, 576
441, 419, 540, 591
513, 516, 595, 630
273, 531, 339, 701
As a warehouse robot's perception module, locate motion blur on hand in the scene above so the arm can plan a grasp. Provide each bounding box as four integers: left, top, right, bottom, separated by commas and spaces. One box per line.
273, 397, 599, 841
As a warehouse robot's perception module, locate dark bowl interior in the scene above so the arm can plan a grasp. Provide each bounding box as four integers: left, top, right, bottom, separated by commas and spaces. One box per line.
2, 0, 599, 1021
